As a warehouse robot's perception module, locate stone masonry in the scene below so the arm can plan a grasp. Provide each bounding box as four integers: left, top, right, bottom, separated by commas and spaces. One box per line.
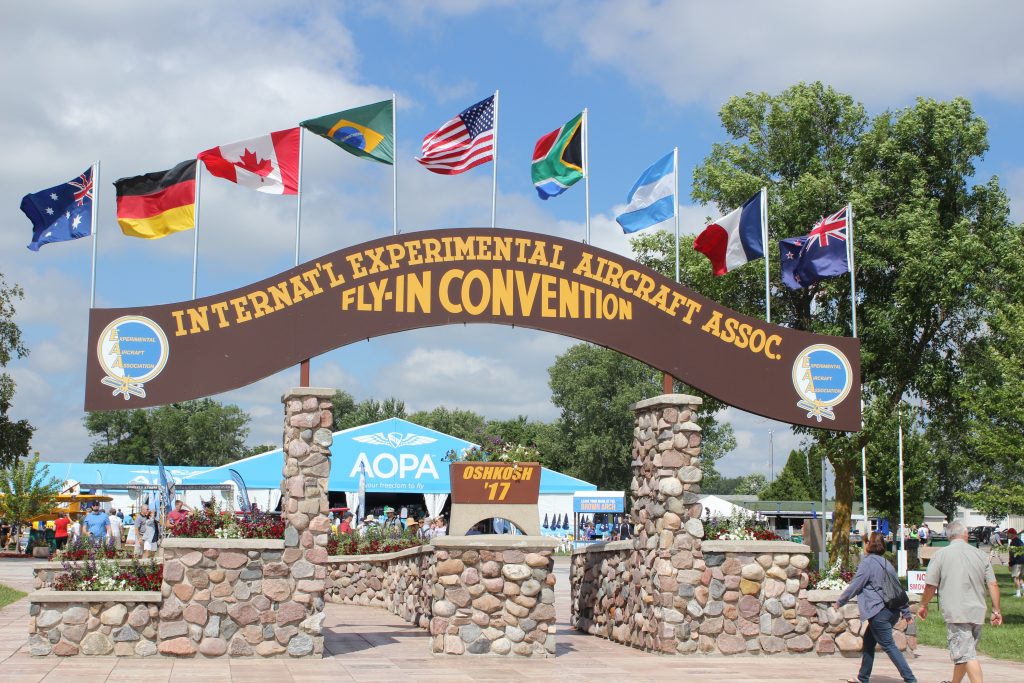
326, 545, 434, 629
28, 594, 161, 657
278, 387, 336, 657
570, 392, 918, 657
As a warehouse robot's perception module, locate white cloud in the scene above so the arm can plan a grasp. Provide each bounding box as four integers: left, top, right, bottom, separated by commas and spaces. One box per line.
544, 0, 1024, 108
1005, 167, 1024, 223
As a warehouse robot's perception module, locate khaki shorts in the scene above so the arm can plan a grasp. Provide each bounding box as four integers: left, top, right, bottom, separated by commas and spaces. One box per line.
1011, 564, 1023, 579
947, 622, 982, 664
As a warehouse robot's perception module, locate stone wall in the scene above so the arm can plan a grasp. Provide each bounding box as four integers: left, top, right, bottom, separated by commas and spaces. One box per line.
325, 545, 434, 628
157, 538, 324, 657
571, 540, 918, 657
570, 392, 917, 658
430, 537, 558, 658
27, 592, 162, 657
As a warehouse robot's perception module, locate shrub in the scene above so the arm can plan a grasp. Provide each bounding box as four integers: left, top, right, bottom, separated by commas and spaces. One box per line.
703, 508, 782, 541
55, 536, 125, 561
327, 527, 422, 556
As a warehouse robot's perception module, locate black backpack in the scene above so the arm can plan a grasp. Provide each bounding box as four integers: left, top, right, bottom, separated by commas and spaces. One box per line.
877, 556, 909, 611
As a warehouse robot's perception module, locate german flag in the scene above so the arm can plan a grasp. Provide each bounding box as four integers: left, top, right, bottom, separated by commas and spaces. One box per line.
114, 160, 196, 239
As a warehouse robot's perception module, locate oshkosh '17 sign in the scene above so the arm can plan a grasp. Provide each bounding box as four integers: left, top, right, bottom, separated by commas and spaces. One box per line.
449, 462, 542, 505
84, 228, 861, 431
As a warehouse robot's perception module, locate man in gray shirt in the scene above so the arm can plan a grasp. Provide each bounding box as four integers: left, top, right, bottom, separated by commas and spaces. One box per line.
918, 520, 1002, 683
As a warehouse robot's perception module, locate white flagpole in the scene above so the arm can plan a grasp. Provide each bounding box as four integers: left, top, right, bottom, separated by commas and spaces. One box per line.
392, 93, 398, 236
848, 203, 869, 534
674, 147, 680, 283
583, 107, 591, 244
192, 160, 202, 300
762, 186, 770, 323
491, 89, 499, 229
294, 128, 305, 266
89, 160, 100, 308
897, 405, 906, 577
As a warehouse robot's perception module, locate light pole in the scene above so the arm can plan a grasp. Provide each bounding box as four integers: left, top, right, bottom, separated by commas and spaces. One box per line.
768, 430, 774, 483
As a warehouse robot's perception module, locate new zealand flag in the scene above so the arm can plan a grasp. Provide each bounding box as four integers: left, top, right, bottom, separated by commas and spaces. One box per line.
779, 207, 850, 289
20, 166, 94, 251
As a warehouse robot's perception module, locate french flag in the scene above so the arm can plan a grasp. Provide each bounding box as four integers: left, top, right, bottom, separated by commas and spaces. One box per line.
694, 190, 765, 276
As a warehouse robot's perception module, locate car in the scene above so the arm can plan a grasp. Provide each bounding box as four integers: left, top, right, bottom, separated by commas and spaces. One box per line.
969, 525, 995, 545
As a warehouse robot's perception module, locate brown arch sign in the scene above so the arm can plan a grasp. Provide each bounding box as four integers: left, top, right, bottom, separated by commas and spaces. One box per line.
85, 228, 860, 431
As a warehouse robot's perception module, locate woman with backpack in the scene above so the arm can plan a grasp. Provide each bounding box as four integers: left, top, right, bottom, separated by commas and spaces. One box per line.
835, 532, 917, 683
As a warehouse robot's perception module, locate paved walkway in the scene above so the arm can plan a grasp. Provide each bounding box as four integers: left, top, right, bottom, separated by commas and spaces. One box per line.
2, 558, 1023, 681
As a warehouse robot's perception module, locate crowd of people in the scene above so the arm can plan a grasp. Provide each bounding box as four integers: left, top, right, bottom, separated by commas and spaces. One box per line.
330, 506, 450, 539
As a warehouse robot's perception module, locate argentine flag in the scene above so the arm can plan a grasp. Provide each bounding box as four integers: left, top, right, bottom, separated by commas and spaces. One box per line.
615, 152, 675, 234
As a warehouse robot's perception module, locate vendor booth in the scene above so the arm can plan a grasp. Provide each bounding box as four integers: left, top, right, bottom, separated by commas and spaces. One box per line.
184, 418, 596, 530
572, 490, 626, 547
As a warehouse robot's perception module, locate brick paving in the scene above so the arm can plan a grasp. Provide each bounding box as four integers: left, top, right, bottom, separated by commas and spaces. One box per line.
2, 557, 1022, 681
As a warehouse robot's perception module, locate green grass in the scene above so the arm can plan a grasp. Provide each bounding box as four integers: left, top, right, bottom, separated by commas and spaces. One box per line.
0, 583, 26, 609
915, 565, 1024, 663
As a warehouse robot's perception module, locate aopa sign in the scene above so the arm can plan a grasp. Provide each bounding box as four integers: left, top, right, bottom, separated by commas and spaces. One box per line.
85, 228, 861, 431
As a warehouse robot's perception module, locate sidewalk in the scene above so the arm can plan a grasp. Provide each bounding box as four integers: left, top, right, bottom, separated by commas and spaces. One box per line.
1, 557, 1023, 681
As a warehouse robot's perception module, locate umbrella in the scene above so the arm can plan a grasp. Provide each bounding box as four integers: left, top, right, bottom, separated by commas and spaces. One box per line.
543, 513, 549, 529
562, 514, 569, 530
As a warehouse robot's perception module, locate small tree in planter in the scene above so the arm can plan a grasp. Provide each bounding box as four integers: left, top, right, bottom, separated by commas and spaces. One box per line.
0, 454, 62, 553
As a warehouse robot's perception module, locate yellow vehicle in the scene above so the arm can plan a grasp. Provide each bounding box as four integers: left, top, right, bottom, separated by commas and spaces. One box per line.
24, 493, 115, 523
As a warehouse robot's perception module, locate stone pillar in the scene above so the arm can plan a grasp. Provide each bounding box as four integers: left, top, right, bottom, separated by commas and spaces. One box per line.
629, 393, 704, 654
280, 387, 336, 657
429, 537, 559, 658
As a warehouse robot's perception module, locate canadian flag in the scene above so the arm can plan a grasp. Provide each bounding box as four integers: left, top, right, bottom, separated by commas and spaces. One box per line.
198, 128, 299, 195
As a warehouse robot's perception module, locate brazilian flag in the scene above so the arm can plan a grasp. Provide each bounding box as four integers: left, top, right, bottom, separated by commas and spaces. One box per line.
302, 99, 394, 165
531, 112, 583, 199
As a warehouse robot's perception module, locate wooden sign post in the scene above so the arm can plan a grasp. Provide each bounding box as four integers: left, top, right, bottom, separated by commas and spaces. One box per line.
448, 462, 542, 535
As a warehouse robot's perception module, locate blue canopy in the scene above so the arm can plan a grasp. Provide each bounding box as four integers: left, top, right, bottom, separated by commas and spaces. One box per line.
185, 418, 596, 495
39, 462, 213, 489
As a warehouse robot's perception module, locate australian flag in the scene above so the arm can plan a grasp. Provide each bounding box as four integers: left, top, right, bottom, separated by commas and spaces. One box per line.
779, 206, 850, 289
20, 166, 94, 251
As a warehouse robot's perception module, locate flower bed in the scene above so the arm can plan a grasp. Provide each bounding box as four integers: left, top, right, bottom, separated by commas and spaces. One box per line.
166, 509, 285, 540
703, 509, 781, 541
55, 536, 131, 561
809, 560, 853, 591
52, 556, 162, 592
327, 527, 423, 555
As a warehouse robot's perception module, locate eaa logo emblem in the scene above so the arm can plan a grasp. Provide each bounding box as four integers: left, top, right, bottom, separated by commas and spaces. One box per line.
348, 432, 440, 480
792, 344, 853, 422
96, 315, 169, 400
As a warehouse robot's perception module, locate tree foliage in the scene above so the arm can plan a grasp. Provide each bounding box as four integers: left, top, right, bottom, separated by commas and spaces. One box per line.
331, 391, 407, 431
633, 82, 1023, 564
546, 343, 735, 492
84, 399, 251, 466
0, 275, 34, 469
760, 449, 822, 501
0, 454, 62, 533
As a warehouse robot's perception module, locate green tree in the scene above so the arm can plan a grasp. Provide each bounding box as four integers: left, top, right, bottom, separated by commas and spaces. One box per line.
331, 391, 407, 431
734, 473, 768, 496
407, 406, 486, 442
955, 300, 1024, 518
84, 399, 252, 466
634, 83, 1022, 564
761, 449, 821, 501
0, 454, 62, 541
0, 275, 34, 469
547, 343, 735, 492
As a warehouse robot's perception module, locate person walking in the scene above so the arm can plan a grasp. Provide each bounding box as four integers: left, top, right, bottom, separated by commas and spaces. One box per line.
82, 503, 111, 542
918, 520, 1002, 683
107, 509, 123, 550
53, 513, 69, 551
835, 532, 917, 683
135, 505, 158, 559
1008, 528, 1024, 597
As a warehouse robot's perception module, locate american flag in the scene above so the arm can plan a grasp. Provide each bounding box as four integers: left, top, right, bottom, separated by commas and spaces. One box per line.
416, 95, 495, 175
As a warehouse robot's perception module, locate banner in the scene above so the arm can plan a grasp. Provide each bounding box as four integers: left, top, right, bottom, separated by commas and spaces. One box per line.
85, 228, 861, 431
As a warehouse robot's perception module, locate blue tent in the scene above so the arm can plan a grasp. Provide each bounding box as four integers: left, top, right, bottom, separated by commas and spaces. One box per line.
39, 462, 212, 490
184, 418, 596, 496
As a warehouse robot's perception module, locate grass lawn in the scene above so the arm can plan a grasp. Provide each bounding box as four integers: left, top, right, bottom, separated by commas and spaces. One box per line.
915, 565, 1024, 663
0, 582, 26, 610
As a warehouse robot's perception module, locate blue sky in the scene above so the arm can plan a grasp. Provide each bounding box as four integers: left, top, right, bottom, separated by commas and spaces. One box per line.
3, 1, 1023, 478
